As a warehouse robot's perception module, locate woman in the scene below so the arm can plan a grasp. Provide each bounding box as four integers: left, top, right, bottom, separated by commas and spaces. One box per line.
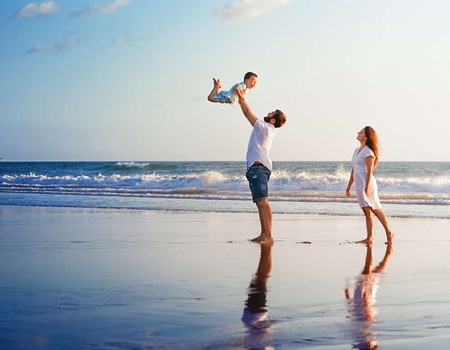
346, 126, 394, 245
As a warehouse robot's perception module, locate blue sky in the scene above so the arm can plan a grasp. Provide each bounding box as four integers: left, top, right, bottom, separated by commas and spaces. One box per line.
1, 0, 450, 161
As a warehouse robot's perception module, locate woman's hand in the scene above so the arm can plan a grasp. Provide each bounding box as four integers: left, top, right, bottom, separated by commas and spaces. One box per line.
346, 169, 354, 197
364, 156, 374, 198
346, 186, 351, 197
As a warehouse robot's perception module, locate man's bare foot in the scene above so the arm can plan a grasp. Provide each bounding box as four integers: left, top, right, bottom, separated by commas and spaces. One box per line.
251, 234, 274, 244
355, 238, 373, 245
385, 232, 394, 245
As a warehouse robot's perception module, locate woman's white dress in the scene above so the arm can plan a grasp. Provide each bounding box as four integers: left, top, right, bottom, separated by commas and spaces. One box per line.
351, 146, 382, 209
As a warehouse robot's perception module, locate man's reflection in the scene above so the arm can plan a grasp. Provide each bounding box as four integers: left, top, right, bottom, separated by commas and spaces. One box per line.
345, 244, 393, 350
241, 243, 274, 350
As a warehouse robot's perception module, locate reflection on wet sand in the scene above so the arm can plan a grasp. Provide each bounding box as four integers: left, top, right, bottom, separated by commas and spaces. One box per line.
241, 243, 274, 350
345, 244, 393, 350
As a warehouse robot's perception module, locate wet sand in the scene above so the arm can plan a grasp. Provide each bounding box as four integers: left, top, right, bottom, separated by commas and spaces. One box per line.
1, 205, 450, 349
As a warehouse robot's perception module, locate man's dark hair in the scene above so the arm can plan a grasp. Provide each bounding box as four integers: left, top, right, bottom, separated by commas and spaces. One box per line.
273, 109, 287, 128
244, 72, 258, 81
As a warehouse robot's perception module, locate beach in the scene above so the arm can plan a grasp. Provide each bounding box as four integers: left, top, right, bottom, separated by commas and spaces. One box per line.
1, 205, 450, 349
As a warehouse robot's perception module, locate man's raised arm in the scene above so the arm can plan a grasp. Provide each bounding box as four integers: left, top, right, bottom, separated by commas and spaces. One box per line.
236, 85, 257, 126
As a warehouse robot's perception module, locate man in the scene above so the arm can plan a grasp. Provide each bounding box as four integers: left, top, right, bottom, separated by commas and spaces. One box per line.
235, 85, 287, 243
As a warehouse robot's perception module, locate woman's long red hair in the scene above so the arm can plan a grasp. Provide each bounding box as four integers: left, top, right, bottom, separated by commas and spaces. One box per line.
365, 126, 379, 168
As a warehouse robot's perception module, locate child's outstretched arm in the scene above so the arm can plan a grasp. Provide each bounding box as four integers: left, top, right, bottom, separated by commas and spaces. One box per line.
207, 78, 222, 102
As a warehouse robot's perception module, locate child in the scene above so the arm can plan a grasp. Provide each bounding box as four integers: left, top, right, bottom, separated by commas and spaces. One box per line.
207, 72, 258, 106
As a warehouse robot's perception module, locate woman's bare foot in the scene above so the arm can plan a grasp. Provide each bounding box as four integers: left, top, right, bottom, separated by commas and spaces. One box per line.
385, 232, 394, 245
356, 238, 373, 245
251, 234, 274, 244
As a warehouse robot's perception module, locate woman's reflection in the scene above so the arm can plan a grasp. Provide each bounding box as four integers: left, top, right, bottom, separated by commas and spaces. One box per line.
345, 243, 393, 350
241, 243, 274, 350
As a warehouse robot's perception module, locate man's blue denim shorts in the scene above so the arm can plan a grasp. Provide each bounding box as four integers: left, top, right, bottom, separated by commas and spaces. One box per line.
245, 164, 271, 202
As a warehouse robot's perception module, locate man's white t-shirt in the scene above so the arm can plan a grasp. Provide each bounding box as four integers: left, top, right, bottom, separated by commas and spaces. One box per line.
246, 119, 277, 171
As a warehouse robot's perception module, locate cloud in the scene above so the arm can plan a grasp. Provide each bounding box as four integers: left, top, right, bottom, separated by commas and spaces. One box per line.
214, 0, 293, 23
27, 44, 62, 54
27, 34, 76, 54
112, 34, 127, 45
111, 29, 162, 46
14, 1, 60, 18
73, 0, 132, 18
66, 34, 75, 47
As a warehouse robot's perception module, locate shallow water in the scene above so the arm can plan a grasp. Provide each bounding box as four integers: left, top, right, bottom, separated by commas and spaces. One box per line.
1, 160, 449, 219
1, 206, 450, 349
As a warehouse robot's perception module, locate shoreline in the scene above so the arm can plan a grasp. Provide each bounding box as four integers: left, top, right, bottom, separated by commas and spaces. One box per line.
1, 202, 449, 221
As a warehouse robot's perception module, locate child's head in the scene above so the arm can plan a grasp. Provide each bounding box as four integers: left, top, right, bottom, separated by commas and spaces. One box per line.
244, 72, 258, 89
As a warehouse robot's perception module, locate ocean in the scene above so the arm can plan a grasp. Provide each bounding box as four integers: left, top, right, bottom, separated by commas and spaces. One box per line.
0, 161, 449, 219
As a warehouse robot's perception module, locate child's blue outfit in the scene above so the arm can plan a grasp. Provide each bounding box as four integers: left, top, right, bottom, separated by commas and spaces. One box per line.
213, 82, 247, 105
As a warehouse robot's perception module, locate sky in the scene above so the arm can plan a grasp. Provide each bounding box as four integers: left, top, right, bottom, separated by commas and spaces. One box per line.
1, 0, 450, 162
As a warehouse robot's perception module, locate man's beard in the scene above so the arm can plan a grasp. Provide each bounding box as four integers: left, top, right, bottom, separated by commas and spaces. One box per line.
264, 116, 272, 123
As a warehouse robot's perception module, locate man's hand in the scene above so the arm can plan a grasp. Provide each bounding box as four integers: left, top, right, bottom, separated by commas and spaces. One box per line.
235, 84, 244, 101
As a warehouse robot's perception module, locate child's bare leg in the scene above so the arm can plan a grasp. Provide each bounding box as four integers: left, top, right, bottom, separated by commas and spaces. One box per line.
207, 78, 221, 102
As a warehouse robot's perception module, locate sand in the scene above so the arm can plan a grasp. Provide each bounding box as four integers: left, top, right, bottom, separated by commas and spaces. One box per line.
1, 205, 450, 349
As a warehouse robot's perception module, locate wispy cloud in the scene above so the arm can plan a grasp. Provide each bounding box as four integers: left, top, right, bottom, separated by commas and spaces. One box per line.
27, 34, 76, 54
66, 34, 76, 47
73, 0, 132, 18
27, 44, 62, 54
112, 33, 127, 45
14, 0, 60, 18
111, 29, 163, 46
215, 0, 293, 23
